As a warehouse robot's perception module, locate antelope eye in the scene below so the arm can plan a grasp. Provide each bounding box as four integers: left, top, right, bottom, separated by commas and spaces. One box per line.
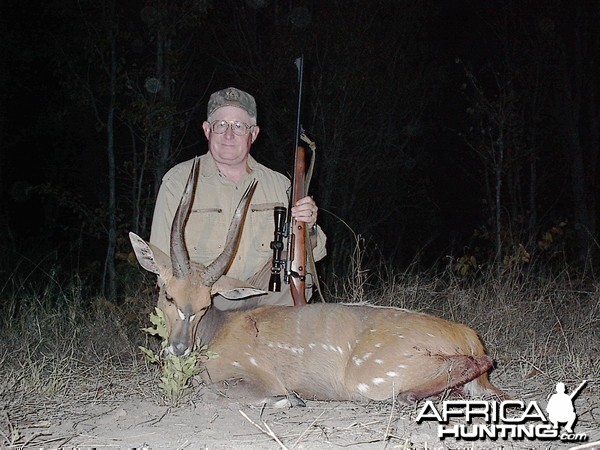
165, 293, 175, 303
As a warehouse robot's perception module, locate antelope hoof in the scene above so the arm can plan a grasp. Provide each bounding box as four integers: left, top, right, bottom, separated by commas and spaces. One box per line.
396, 391, 419, 404
262, 393, 306, 408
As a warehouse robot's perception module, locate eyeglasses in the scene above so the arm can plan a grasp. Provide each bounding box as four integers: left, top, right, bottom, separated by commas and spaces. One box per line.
209, 120, 255, 136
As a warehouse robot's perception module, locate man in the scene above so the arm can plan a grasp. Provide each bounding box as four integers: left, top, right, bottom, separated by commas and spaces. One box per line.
150, 87, 327, 310
546, 382, 577, 434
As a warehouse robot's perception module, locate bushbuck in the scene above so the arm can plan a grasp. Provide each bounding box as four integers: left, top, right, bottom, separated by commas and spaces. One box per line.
130, 158, 506, 406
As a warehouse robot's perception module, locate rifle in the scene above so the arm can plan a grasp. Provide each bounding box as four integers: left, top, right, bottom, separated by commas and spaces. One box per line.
268, 55, 310, 306
568, 380, 587, 400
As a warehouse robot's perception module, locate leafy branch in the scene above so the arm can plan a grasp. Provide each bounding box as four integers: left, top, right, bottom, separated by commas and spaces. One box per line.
139, 307, 217, 406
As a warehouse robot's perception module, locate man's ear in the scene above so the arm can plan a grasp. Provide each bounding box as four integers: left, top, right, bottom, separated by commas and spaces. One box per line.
250, 125, 260, 143
202, 120, 211, 139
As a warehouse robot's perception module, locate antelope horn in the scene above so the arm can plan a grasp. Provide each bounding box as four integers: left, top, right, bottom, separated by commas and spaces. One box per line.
200, 180, 258, 287
170, 157, 200, 279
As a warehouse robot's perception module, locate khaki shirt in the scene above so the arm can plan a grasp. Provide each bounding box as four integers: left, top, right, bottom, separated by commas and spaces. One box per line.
150, 153, 327, 284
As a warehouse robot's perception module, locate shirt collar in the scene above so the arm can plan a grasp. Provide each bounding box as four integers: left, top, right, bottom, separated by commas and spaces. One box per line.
201, 152, 259, 180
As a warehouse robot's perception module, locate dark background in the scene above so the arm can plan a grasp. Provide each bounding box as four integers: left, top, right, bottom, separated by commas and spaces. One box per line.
1, 0, 598, 300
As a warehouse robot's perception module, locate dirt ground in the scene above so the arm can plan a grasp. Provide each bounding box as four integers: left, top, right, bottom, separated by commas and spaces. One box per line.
6, 368, 599, 450
4, 282, 599, 449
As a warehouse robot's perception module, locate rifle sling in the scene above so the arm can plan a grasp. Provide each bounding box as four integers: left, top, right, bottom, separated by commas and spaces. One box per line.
300, 132, 325, 303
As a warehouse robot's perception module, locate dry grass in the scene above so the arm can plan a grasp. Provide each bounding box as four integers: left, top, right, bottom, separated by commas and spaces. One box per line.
346, 268, 599, 397
0, 273, 161, 448
1, 260, 599, 448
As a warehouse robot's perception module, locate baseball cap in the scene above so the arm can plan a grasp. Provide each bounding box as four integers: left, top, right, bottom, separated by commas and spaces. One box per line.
207, 87, 257, 124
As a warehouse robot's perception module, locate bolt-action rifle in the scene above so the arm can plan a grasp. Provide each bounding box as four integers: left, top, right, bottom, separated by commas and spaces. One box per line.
268, 55, 314, 306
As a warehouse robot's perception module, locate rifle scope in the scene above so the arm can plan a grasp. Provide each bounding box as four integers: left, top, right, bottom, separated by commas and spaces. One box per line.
268, 206, 287, 292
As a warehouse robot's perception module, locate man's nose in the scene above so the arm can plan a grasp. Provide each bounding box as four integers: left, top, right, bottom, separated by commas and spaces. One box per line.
224, 124, 236, 138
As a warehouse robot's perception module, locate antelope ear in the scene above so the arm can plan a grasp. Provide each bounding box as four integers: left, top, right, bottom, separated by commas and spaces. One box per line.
211, 275, 266, 300
129, 232, 171, 276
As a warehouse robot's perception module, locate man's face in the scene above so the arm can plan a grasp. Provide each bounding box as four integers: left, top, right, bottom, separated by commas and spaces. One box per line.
202, 106, 259, 168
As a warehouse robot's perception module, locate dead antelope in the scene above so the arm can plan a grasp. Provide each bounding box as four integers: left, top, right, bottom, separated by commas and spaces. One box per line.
129, 158, 506, 405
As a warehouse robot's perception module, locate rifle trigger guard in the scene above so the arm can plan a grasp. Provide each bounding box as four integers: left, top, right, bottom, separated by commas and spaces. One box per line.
289, 270, 306, 282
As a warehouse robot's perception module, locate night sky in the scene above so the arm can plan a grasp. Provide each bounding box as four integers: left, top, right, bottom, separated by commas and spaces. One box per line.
1, 0, 598, 291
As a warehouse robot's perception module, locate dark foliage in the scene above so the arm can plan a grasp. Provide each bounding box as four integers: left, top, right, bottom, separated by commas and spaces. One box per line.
1, 0, 599, 300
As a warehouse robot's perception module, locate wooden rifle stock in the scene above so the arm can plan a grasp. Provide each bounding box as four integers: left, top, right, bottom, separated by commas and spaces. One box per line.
289, 145, 308, 306
285, 54, 309, 306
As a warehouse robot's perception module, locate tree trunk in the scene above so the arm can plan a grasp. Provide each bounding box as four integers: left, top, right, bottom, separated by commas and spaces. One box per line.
558, 10, 597, 267
154, 29, 173, 201
568, 130, 594, 265
494, 135, 504, 267
103, 5, 118, 302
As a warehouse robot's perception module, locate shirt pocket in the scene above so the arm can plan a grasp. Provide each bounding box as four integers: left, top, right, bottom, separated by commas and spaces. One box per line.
250, 202, 286, 256
185, 207, 227, 262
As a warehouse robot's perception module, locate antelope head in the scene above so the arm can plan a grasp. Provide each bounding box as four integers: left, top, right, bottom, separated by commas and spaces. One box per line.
129, 158, 259, 356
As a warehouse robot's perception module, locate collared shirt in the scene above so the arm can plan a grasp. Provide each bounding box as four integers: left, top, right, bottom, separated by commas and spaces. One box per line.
150, 152, 327, 282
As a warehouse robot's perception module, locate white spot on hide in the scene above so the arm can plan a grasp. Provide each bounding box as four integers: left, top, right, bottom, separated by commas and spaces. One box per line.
398, 364, 407, 369
375, 343, 383, 348
353, 356, 364, 366
372, 377, 385, 385
357, 383, 370, 393
277, 343, 304, 355
232, 361, 241, 367
249, 357, 258, 366
386, 371, 399, 377
374, 359, 384, 365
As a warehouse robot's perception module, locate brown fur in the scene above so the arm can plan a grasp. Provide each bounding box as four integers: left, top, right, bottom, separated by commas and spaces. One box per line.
130, 232, 506, 403
197, 303, 507, 402
129, 160, 506, 404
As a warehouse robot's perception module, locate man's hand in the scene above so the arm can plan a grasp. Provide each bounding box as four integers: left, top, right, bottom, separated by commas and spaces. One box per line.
291, 195, 318, 229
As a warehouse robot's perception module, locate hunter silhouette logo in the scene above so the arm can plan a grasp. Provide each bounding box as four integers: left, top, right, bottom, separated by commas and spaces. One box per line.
546, 380, 587, 434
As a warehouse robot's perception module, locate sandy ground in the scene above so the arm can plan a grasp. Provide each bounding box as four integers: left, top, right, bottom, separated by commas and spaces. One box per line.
6, 371, 599, 450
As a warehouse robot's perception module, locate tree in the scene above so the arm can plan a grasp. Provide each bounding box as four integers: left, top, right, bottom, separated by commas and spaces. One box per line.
124, 0, 210, 237
202, 0, 440, 277
72, 0, 121, 300
550, 5, 599, 267
459, 62, 524, 268
46, 0, 212, 300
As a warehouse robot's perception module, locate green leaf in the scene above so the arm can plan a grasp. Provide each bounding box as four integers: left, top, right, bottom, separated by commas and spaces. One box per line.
139, 346, 159, 363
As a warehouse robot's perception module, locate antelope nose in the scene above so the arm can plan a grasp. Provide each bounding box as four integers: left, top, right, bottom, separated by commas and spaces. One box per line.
171, 342, 190, 357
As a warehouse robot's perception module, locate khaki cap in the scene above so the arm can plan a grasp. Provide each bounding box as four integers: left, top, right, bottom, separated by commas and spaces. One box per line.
207, 87, 257, 123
